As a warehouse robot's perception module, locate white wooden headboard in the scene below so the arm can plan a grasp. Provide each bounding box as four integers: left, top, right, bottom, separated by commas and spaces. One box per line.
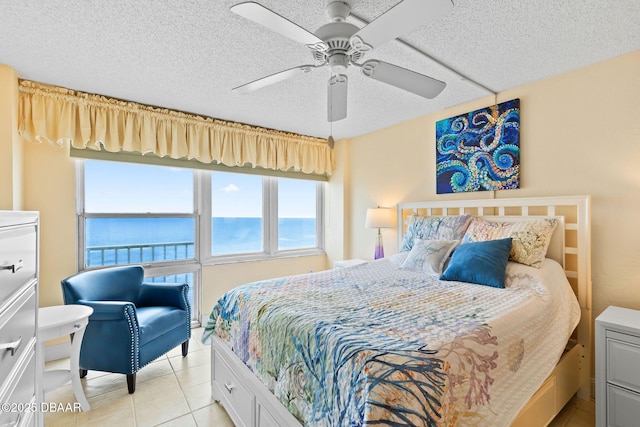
396, 195, 592, 398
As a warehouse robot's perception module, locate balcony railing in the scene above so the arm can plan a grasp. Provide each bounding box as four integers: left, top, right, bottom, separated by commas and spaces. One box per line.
86, 241, 195, 267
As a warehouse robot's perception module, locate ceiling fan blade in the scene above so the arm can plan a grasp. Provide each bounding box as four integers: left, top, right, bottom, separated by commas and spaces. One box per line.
328, 74, 348, 122
230, 2, 327, 51
233, 65, 317, 94
360, 60, 446, 99
349, 0, 453, 53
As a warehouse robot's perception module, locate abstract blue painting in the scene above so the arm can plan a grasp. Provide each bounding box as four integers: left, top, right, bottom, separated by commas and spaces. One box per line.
436, 99, 520, 194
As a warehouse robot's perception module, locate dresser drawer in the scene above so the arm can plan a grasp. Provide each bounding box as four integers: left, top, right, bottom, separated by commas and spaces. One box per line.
213, 349, 254, 427
0, 225, 37, 304
0, 350, 37, 427
0, 286, 37, 383
607, 384, 640, 427
607, 334, 640, 394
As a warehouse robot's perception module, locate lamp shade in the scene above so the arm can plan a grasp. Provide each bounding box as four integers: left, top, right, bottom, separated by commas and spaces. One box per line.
365, 208, 393, 229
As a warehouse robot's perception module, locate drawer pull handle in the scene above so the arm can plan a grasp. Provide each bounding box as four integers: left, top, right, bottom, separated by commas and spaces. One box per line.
224, 382, 235, 393
0, 259, 23, 274
0, 336, 22, 356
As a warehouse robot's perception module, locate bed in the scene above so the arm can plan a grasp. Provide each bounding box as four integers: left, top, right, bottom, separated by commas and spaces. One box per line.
202, 195, 592, 427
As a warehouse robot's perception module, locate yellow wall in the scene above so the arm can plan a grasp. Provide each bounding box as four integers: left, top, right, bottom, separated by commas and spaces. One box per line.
22, 141, 77, 307
201, 255, 326, 311
0, 65, 22, 210
324, 138, 350, 268
343, 51, 640, 324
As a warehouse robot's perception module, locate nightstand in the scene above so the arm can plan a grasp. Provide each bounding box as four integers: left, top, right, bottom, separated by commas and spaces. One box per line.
333, 259, 367, 269
596, 305, 640, 427
39, 304, 93, 411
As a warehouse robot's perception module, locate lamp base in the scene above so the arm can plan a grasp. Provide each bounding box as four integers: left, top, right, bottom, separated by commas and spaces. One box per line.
374, 233, 384, 260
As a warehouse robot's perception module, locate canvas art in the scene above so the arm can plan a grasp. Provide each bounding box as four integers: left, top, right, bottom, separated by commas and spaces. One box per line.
436, 98, 520, 194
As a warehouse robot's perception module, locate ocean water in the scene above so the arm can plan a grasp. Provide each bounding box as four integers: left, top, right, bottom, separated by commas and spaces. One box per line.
85, 217, 316, 267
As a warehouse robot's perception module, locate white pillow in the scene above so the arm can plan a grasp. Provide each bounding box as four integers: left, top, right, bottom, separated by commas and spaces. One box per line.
462, 217, 558, 268
400, 239, 459, 275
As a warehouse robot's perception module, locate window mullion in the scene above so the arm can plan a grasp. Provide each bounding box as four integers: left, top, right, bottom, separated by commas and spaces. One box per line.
267, 177, 278, 255
262, 177, 270, 255
316, 181, 325, 250
76, 160, 86, 271
198, 170, 211, 264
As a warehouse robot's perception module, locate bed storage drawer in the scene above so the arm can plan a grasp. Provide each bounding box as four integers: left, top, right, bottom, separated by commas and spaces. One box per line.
213, 348, 254, 427
256, 402, 279, 427
0, 225, 37, 304
510, 375, 556, 427
607, 331, 640, 394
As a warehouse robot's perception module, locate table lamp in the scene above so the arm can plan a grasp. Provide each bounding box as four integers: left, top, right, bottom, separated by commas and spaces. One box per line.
365, 207, 393, 259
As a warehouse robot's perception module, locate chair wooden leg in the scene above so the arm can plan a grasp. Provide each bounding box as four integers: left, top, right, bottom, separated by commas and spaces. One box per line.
79, 369, 88, 378
127, 373, 136, 394
181, 340, 189, 357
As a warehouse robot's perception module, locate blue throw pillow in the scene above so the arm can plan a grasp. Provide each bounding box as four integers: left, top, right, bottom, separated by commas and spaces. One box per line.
440, 238, 513, 288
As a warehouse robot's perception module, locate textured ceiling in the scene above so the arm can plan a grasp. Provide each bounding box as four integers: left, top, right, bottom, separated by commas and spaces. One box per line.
1, 0, 638, 139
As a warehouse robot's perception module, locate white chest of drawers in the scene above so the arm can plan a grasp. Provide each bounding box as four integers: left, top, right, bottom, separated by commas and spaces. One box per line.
596, 306, 640, 427
0, 211, 40, 427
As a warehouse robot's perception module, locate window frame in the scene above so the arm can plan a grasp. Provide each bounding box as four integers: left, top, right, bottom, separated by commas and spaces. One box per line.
200, 172, 325, 266
75, 160, 202, 325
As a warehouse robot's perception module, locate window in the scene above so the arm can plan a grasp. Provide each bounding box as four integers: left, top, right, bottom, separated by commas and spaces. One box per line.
278, 178, 317, 250
78, 160, 325, 325
205, 171, 324, 260
79, 160, 199, 324
82, 161, 196, 268
211, 172, 263, 256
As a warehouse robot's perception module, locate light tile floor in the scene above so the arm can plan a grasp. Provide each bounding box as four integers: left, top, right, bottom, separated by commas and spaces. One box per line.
44, 328, 234, 427
45, 328, 595, 426
548, 394, 595, 427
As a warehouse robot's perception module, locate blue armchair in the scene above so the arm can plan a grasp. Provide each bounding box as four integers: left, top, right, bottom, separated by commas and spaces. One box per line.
61, 265, 191, 393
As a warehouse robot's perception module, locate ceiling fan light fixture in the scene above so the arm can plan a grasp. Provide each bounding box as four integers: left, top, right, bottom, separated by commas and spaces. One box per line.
328, 53, 349, 73
313, 22, 363, 63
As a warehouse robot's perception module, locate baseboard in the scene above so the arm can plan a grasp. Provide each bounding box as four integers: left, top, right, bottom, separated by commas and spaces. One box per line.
44, 342, 71, 362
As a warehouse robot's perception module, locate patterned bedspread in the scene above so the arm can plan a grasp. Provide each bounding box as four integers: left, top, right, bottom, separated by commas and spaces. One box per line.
202, 254, 580, 426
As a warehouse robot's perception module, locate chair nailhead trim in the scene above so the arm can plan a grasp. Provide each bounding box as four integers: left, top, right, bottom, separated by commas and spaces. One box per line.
182, 285, 191, 338
124, 305, 139, 373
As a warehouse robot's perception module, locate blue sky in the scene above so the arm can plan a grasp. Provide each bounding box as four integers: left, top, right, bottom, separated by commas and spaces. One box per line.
84, 160, 316, 217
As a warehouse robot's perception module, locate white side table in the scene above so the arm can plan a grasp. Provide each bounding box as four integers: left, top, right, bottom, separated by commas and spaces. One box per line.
38, 305, 93, 411
333, 259, 367, 269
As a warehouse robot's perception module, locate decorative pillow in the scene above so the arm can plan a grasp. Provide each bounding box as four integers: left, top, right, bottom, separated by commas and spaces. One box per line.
440, 238, 513, 288
462, 217, 558, 268
400, 239, 459, 275
400, 214, 472, 252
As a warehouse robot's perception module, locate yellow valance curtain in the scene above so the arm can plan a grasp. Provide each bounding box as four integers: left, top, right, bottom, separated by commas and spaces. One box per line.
18, 80, 334, 176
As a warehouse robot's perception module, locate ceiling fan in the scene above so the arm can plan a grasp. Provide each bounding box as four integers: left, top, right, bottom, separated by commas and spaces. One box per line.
230, 0, 453, 126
